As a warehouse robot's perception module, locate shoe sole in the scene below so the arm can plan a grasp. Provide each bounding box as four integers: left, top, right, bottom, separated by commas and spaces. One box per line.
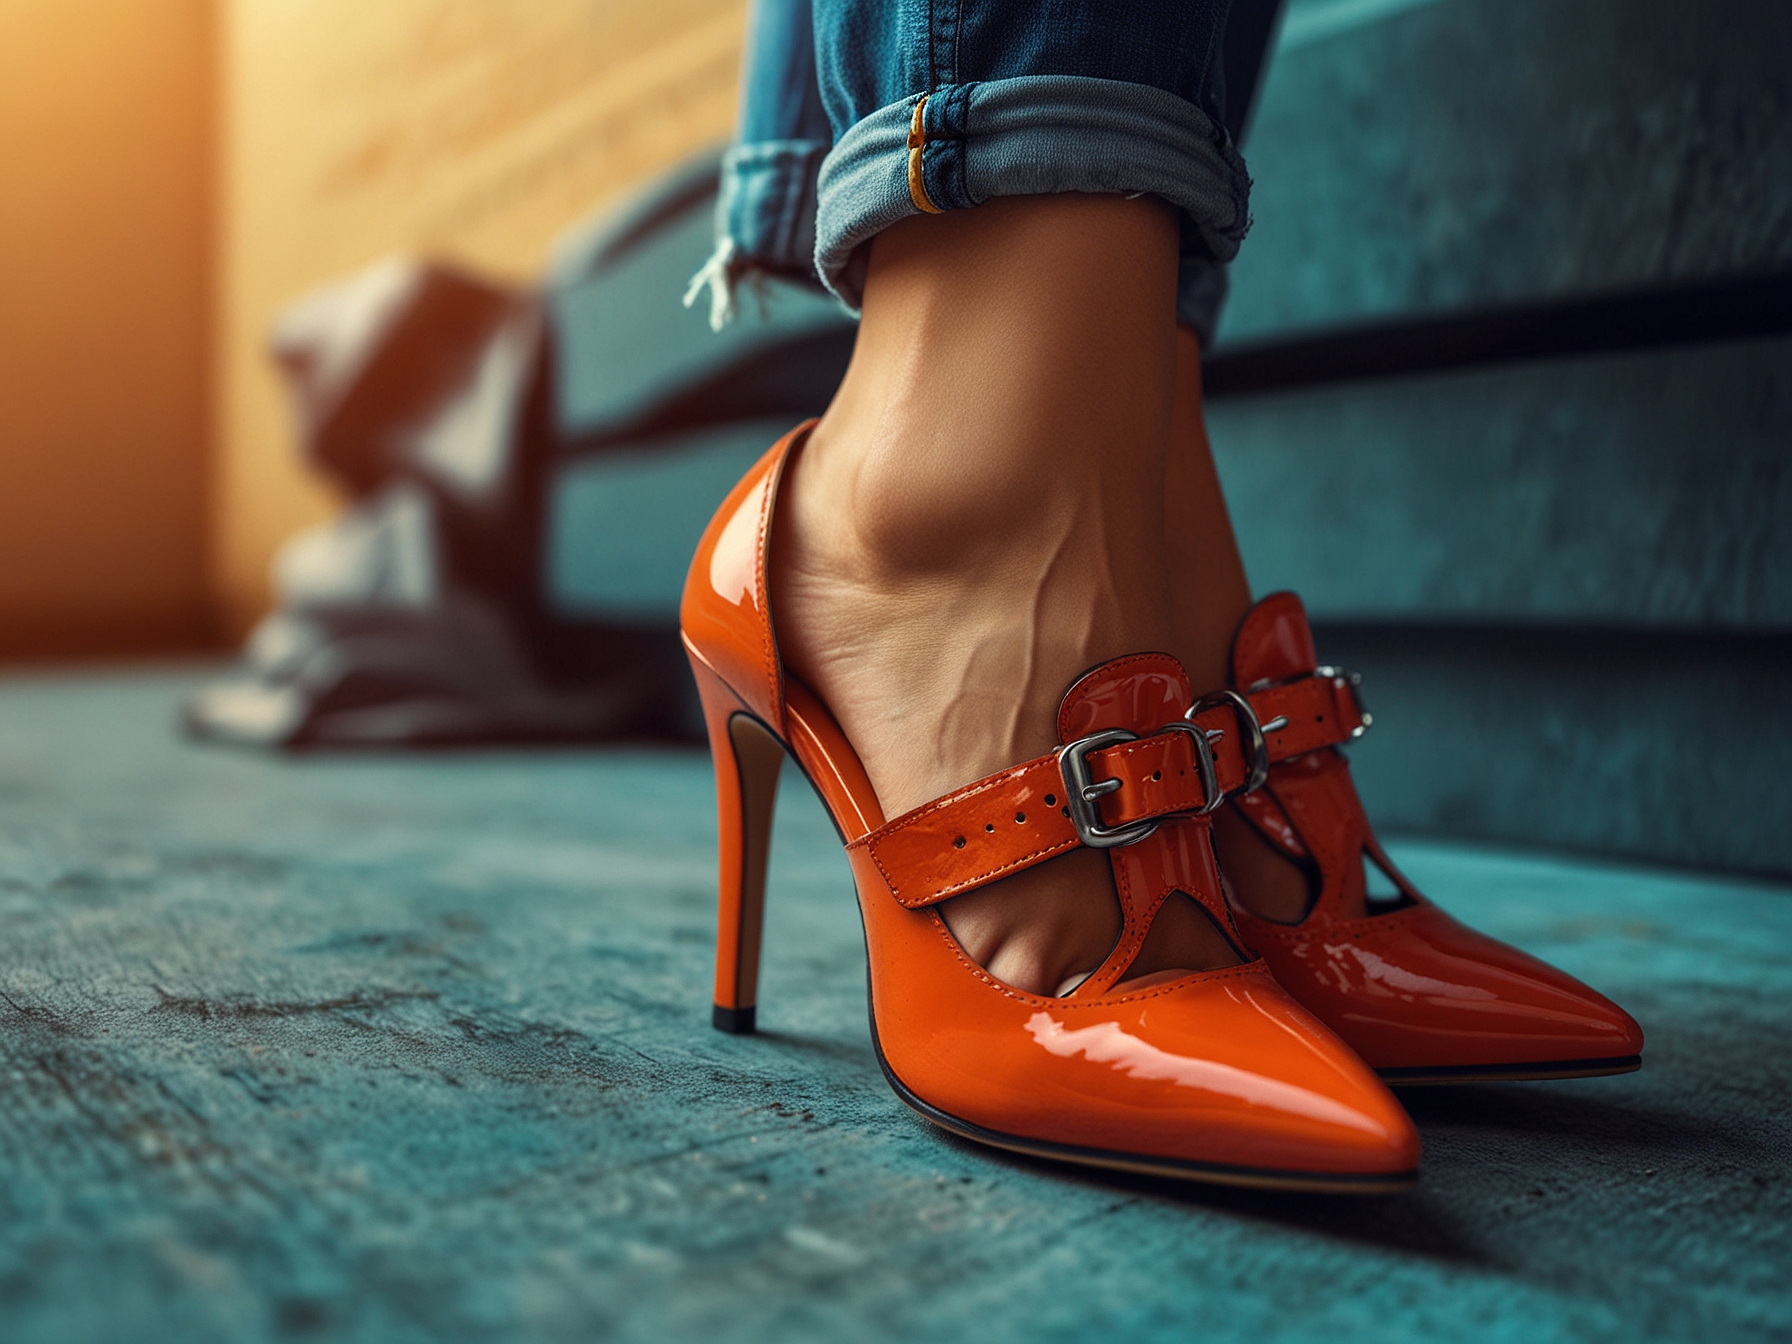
1377, 1054, 1642, 1087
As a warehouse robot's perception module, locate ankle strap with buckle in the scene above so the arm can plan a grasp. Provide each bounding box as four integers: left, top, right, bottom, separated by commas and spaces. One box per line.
1242, 666, 1372, 767
848, 699, 1264, 910
845, 669, 1372, 911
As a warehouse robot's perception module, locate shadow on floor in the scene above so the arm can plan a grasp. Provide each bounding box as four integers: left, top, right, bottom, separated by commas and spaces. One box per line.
734, 997, 1787, 1273
1396, 1078, 1755, 1158
932, 1127, 1495, 1265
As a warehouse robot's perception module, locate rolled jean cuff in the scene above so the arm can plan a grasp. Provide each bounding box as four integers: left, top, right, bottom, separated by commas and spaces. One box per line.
717, 138, 831, 280
814, 75, 1251, 311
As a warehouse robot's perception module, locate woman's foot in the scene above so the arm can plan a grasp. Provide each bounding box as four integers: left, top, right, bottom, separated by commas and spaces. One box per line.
770, 194, 1240, 995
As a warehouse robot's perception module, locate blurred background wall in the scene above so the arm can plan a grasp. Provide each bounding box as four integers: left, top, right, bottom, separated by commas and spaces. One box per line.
212, 0, 745, 637
0, 0, 745, 657
6, 0, 1788, 873
0, 0, 214, 658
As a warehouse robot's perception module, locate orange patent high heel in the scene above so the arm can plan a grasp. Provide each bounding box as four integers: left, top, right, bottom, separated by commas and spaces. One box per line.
1218, 592, 1645, 1085
682, 423, 1421, 1192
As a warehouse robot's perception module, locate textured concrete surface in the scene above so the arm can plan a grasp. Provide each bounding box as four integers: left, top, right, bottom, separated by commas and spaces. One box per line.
1208, 337, 1792, 629
1318, 623, 1792, 879
2, 669, 1788, 1343
1225, 0, 1792, 342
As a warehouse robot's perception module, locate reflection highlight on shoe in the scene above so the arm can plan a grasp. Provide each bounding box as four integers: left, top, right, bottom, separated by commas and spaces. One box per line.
1331, 944, 1499, 1001
1025, 1012, 1386, 1134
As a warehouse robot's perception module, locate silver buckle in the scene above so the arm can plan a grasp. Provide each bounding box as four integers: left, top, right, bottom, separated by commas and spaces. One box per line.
1057, 720, 1224, 849
1058, 729, 1157, 849
1315, 665, 1373, 739
1189, 690, 1268, 794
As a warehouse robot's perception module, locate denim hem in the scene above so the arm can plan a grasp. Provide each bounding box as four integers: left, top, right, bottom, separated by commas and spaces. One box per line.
718, 139, 831, 278
814, 75, 1251, 311
688, 139, 832, 330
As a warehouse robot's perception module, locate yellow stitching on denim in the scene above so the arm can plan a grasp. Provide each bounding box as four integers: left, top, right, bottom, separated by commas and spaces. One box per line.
908, 97, 943, 214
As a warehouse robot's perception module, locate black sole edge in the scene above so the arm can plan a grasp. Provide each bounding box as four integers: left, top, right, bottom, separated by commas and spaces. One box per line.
711, 1003, 757, 1034
1378, 1054, 1642, 1087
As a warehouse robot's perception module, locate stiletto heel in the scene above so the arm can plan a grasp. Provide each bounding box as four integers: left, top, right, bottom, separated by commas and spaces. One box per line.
681, 423, 1421, 1192
691, 656, 785, 1036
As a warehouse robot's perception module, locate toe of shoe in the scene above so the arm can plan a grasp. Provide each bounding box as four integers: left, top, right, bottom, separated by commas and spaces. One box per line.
1337, 909, 1646, 1068
1538, 978, 1644, 1059
1446, 932, 1644, 1063
1017, 975, 1421, 1178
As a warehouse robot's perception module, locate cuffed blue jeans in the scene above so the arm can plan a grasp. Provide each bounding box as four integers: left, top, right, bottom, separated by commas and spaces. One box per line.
701, 0, 1283, 345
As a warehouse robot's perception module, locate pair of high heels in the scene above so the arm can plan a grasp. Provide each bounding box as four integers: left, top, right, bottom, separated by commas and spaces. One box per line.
682, 423, 1643, 1193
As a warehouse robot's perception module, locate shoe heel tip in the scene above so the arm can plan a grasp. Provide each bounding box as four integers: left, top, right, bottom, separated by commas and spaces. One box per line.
712, 1004, 757, 1034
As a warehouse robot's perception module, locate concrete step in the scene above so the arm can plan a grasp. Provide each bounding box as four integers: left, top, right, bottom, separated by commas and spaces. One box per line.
1318, 623, 1791, 875
1203, 0, 1792, 872
1209, 335, 1792, 629
1226, 0, 1792, 343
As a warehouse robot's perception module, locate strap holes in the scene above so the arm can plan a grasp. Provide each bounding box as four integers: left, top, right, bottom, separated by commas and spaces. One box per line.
1014, 811, 1026, 824
985, 823, 995, 833
1044, 793, 1056, 806
1061, 806, 1070, 817
953, 835, 965, 849
1151, 770, 1161, 781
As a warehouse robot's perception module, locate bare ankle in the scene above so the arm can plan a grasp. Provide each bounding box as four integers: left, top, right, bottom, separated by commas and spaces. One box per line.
763, 193, 1240, 994
1165, 326, 1252, 694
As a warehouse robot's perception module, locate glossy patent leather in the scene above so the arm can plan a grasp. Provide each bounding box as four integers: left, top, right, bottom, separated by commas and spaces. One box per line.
682, 424, 1421, 1190
1225, 592, 1646, 1082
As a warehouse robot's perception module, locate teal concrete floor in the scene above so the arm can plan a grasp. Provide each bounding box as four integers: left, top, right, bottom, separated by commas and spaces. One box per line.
0, 668, 1787, 1343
